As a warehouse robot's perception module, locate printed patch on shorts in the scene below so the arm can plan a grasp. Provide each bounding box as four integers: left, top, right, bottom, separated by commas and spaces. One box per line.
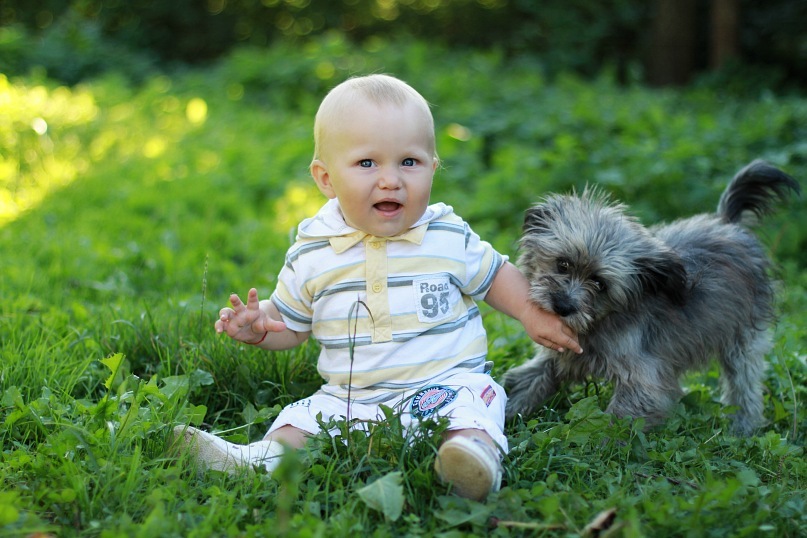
411, 385, 457, 418
412, 275, 453, 324
480, 385, 496, 407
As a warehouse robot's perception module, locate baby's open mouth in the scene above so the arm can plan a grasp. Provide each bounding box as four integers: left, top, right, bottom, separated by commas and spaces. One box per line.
374, 201, 402, 212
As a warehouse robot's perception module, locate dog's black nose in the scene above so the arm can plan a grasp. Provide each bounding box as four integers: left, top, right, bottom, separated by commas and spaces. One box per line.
551, 294, 577, 317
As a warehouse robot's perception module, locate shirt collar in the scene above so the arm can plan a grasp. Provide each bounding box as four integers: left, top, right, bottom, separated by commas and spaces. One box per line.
297, 199, 452, 254
327, 225, 429, 253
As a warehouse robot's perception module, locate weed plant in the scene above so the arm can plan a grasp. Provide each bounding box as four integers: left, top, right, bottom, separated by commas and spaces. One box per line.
1, 36, 805, 536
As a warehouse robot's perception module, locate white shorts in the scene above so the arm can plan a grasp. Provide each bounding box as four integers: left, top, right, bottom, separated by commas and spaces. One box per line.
265, 371, 508, 452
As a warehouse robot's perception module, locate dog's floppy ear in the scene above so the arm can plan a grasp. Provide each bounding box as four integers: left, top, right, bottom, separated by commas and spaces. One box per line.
636, 250, 688, 306
523, 204, 553, 235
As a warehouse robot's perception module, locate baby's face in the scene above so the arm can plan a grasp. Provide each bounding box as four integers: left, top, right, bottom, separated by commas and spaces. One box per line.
311, 99, 437, 237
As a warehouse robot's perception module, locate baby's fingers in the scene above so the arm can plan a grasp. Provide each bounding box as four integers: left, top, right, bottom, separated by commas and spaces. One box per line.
560, 330, 582, 354
538, 337, 569, 354
244, 288, 262, 310
228, 293, 246, 312
215, 307, 236, 333
534, 327, 582, 354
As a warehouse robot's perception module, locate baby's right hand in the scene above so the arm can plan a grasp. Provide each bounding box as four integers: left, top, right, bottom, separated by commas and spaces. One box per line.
215, 288, 287, 343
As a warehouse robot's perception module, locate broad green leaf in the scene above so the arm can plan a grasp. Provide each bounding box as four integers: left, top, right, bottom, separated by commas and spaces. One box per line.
435, 496, 494, 525
160, 375, 190, 399
0, 493, 21, 526
1, 386, 23, 407
101, 353, 125, 390
0, 504, 19, 526
189, 369, 215, 388
357, 472, 404, 522
185, 404, 208, 426
241, 402, 258, 424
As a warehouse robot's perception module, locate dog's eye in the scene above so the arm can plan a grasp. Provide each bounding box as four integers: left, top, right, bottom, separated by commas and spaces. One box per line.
557, 259, 571, 274
590, 276, 607, 292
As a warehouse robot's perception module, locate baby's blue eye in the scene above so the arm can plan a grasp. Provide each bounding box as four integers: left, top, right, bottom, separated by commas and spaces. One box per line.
359, 159, 373, 167
402, 158, 415, 166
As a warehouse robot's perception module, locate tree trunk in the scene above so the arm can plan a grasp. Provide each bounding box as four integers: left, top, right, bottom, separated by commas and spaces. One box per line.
710, 0, 740, 69
647, 0, 698, 86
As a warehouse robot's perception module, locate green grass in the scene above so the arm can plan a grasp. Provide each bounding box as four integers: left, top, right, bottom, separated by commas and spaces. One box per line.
1, 36, 805, 536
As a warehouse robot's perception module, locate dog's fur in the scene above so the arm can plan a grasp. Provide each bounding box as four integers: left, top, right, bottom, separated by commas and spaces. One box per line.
502, 160, 800, 435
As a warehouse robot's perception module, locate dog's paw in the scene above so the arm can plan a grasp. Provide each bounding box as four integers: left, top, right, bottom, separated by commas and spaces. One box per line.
501, 359, 560, 420
503, 386, 540, 420
503, 400, 528, 421
728, 413, 766, 437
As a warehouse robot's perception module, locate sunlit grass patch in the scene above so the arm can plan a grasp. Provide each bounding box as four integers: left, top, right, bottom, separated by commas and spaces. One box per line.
0, 74, 97, 223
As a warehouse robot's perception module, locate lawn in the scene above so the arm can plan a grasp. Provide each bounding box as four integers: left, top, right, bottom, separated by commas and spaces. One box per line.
1, 37, 805, 536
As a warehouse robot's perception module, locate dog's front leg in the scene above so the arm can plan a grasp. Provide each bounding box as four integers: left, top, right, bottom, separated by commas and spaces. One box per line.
502, 351, 561, 420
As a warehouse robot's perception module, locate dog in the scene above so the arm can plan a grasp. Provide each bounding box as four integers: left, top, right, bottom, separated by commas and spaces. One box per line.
502, 160, 800, 435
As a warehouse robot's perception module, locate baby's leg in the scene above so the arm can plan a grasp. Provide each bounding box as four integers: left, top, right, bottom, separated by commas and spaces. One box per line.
443, 428, 498, 449
171, 424, 289, 475
265, 424, 310, 448
410, 373, 507, 501
172, 395, 323, 475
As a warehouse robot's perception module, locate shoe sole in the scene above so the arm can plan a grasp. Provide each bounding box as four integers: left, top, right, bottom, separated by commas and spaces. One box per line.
435, 438, 498, 501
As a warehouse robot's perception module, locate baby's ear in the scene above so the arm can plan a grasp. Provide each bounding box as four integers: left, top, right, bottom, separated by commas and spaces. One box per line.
310, 160, 336, 199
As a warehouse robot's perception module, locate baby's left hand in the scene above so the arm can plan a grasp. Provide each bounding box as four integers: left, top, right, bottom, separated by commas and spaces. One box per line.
522, 302, 582, 354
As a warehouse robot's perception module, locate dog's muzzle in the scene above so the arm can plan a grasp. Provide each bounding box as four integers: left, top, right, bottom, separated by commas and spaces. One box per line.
550, 292, 578, 317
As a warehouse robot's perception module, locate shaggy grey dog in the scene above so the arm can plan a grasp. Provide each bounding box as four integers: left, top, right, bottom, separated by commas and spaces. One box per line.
502, 160, 800, 435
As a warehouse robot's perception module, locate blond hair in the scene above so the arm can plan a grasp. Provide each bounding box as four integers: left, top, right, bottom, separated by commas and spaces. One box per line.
312, 74, 436, 161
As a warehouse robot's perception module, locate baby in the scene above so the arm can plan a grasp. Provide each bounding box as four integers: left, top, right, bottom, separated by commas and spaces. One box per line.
174, 74, 580, 501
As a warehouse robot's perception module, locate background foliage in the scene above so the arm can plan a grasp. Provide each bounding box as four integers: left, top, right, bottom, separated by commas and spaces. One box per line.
2, 0, 807, 90
0, 14, 805, 538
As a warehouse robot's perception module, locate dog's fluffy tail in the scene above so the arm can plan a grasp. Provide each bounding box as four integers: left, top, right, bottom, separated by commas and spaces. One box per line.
717, 160, 801, 224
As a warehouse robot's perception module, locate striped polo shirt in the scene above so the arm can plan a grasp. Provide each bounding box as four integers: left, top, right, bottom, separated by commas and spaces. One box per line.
271, 199, 506, 403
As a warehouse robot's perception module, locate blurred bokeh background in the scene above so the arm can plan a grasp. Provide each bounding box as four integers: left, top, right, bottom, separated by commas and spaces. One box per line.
2, 0, 807, 89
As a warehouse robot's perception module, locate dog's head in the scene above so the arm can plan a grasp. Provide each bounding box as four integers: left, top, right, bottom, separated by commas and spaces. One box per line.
518, 188, 687, 334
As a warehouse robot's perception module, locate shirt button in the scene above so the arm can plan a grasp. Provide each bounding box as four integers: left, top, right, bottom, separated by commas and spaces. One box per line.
372, 282, 383, 293
370, 241, 382, 249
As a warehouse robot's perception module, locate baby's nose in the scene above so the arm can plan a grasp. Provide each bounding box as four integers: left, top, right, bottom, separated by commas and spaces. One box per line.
378, 167, 402, 188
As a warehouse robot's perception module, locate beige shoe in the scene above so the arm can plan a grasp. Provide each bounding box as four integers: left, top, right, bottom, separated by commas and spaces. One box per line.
171, 425, 284, 474
434, 436, 502, 501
